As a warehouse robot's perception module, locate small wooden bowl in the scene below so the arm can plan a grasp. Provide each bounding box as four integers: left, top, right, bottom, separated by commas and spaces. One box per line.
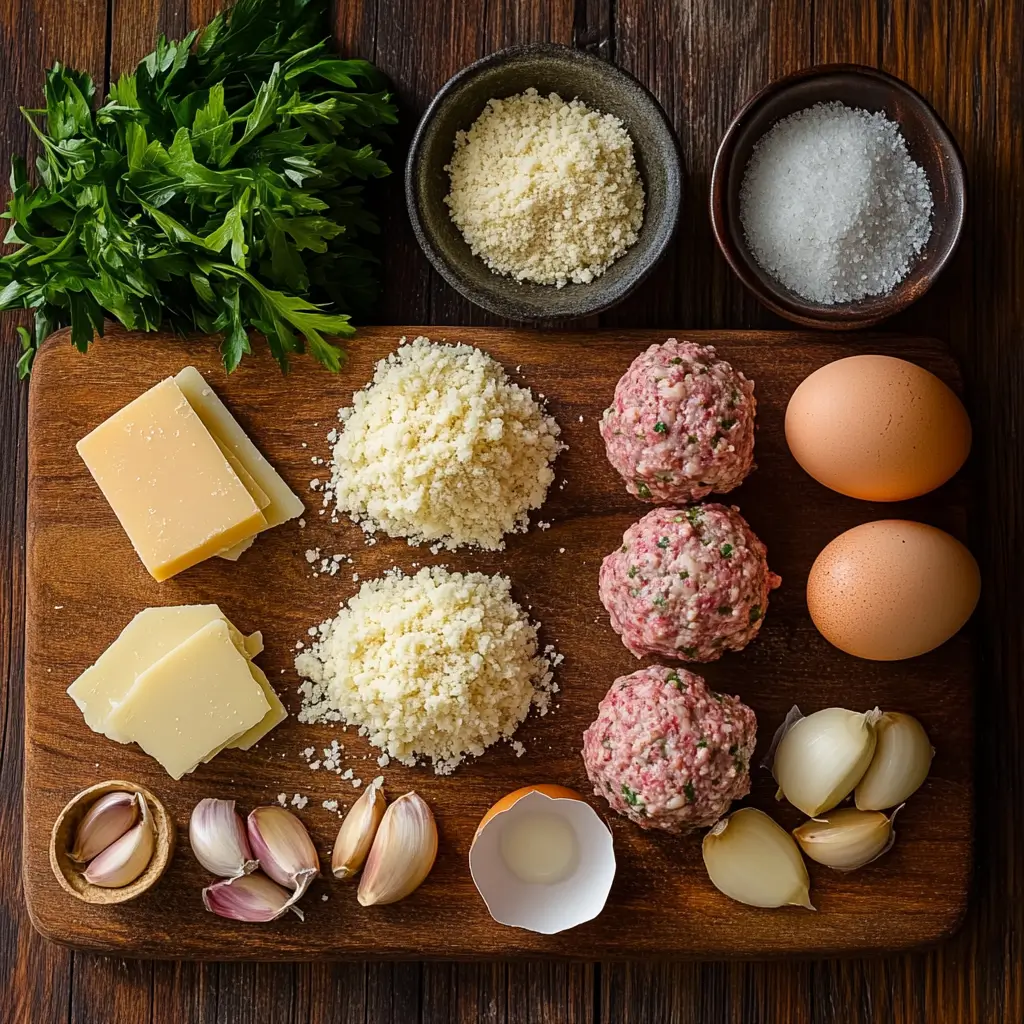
710, 64, 966, 330
49, 780, 176, 905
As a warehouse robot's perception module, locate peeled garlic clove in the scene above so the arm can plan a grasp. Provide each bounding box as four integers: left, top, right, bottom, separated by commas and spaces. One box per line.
203, 871, 305, 922
702, 807, 813, 910
69, 791, 139, 864
773, 707, 882, 816
190, 798, 258, 879
332, 782, 386, 879
247, 805, 319, 897
855, 712, 934, 810
358, 791, 437, 907
83, 794, 154, 888
793, 806, 900, 871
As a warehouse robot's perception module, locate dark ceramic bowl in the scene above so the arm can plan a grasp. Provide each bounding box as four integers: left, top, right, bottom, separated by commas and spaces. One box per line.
710, 64, 966, 330
406, 44, 682, 321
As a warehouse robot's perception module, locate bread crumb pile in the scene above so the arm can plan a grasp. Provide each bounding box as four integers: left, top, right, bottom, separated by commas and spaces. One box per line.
326, 336, 563, 551
739, 101, 933, 304
445, 88, 645, 287
294, 566, 557, 775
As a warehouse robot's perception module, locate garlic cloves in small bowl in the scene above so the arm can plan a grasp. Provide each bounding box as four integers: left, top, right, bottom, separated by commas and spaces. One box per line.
50, 780, 176, 905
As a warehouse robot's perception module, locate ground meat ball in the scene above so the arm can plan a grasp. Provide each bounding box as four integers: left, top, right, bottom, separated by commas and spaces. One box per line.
582, 665, 757, 831
599, 504, 780, 661
600, 339, 756, 503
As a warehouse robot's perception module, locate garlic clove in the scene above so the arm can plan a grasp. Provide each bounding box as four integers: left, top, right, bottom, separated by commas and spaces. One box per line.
247, 806, 319, 898
772, 707, 882, 816
702, 807, 814, 910
332, 781, 386, 879
190, 798, 259, 880
202, 871, 305, 922
69, 791, 140, 864
358, 791, 437, 907
855, 712, 934, 810
793, 805, 901, 871
83, 794, 155, 888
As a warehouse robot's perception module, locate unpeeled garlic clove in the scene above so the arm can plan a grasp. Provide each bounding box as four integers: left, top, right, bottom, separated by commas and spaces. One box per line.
793, 806, 901, 871
190, 798, 258, 880
203, 871, 305, 922
772, 706, 882, 816
69, 791, 139, 864
702, 807, 814, 910
855, 712, 934, 810
358, 792, 437, 907
83, 794, 154, 888
247, 806, 319, 898
332, 782, 386, 880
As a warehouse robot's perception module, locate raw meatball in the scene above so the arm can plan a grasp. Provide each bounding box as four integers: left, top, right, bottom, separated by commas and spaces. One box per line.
582, 665, 757, 831
599, 504, 780, 661
600, 339, 756, 503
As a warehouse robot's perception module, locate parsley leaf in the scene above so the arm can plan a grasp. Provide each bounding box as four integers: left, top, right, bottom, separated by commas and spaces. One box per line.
1, 0, 396, 377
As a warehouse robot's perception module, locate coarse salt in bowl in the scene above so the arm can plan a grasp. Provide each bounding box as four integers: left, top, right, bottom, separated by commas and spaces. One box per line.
710, 63, 965, 330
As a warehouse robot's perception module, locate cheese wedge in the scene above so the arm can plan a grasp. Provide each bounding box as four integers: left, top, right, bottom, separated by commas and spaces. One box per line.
229, 662, 289, 750
174, 366, 304, 538
67, 605, 250, 741
106, 619, 270, 780
77, 378, 267, 581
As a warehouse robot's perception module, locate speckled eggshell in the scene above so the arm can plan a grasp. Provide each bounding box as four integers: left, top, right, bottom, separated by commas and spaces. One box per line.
785, 355, 971, 501
807, 520, 980, 661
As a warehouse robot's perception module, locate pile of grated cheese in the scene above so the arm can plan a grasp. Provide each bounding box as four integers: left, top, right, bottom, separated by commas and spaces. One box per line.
294, 566, 557, 775
444, 88, 645, 288
325, 336, 563, 551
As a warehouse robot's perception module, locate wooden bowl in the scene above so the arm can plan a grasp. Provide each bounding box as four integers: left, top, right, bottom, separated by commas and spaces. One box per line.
49, 779, 176, 905
710, 64, 966, 330
406, 43, 682, 322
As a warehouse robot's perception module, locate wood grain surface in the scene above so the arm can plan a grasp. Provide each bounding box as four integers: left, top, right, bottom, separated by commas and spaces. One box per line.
24, 325, 972, 960
0, 0, 1021, 1022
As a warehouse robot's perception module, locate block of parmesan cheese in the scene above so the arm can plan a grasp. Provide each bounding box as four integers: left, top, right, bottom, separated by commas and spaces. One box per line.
105, 619, 271, 780
230, 662, 289, 750
77, 378, 267, 581
66, 605, 258, 741
174, 367, 304, 552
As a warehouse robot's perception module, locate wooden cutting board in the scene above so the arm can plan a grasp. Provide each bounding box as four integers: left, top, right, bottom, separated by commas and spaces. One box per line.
23, 325, 973, 960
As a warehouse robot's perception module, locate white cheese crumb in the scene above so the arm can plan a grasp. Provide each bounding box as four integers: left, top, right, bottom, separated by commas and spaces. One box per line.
291, 793, 308, 809
277, 793, 288, 807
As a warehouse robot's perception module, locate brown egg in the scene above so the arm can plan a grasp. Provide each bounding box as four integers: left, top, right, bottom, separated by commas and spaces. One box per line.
807, 520, 980, 660
785, 355, 971, 501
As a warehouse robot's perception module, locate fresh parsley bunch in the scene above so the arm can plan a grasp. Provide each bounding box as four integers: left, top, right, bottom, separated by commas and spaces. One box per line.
0, 0, 397, 376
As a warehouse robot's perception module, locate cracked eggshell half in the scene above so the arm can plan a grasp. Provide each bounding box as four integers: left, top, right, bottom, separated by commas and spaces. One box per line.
470, 786, 616, 935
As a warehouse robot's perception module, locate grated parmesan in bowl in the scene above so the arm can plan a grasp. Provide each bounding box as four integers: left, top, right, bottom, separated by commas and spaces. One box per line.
445, 88, 645, 288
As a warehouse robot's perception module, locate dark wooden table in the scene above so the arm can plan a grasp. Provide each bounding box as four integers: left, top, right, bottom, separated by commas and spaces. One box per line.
1, 1, 1020, 1021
